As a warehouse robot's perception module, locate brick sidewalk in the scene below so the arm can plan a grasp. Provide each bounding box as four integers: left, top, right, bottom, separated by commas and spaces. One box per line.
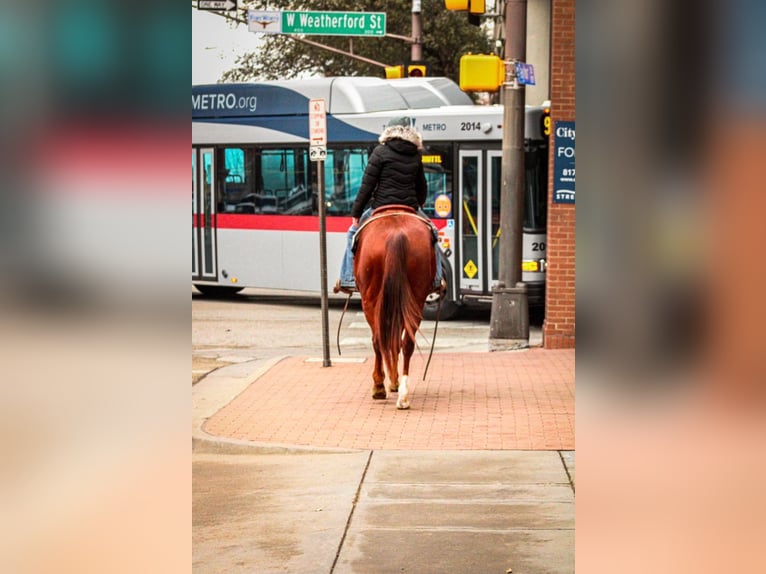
203, 348, 574, 451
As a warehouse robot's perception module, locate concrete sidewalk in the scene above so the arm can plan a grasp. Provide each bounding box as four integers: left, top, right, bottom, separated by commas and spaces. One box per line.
193, 348, 575, 573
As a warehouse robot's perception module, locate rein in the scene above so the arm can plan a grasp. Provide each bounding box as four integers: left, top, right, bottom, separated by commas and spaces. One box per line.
336, 292, 353, 356
422, 296, 442, 380
336, 288, 442, 382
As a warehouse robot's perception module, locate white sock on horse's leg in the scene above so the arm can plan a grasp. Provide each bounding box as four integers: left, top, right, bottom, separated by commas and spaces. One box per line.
396, 375, 410, 410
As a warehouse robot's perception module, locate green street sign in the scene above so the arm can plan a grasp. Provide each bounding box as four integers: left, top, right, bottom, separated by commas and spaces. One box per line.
281, 11, 386, 36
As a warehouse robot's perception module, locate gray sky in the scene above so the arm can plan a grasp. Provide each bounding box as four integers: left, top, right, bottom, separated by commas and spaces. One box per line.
192, 9, 259, 84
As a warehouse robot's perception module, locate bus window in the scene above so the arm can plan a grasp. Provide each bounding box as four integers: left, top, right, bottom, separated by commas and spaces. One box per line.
216, 147, 266, 214
325, 147, 368, 216
261, 149, 311, 215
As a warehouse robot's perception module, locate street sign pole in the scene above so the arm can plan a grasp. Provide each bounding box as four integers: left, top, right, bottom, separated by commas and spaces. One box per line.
309, 99, 331, 367
489, 0, 529, 350
317, 160, 331, 367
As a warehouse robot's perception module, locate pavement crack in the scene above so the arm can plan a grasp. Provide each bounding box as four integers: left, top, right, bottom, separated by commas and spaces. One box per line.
558, 450, 575, 493
329, 449, 374, 574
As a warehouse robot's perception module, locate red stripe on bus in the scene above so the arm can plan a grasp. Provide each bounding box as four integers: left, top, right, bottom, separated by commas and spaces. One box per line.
216, 214, 349, 232
194, 214, 448, 232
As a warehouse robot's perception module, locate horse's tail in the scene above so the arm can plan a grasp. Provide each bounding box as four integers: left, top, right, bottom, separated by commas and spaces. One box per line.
378, 232, 422, 379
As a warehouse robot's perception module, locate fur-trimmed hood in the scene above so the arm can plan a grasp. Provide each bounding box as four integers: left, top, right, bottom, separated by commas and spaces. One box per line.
379, 125, 423, 150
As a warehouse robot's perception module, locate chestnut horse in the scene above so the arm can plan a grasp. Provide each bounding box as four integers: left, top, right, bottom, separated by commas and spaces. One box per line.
353, 205, 436, 409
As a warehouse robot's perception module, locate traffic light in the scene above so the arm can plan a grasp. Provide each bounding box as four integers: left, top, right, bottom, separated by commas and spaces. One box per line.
406, 62, 428, 77
459, 54, 505, 92
467, 0, 485, 14
385, 65, 404, 79
445, 0, 485, 25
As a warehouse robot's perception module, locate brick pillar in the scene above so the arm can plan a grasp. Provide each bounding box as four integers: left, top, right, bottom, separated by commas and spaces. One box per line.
543, 0, 576, 349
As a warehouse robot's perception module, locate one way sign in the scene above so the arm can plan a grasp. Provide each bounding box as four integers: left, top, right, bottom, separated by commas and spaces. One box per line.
198, 0, 237, 10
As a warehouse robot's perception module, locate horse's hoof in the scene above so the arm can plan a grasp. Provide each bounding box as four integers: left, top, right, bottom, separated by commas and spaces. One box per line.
372, 390, 387, 400
389, 386, 398, 393
396, 398, 410, 410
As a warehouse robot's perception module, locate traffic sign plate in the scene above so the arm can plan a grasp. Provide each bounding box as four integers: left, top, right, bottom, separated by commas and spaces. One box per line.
198, 0, 237, 10
310, 146, 327, 162
515, 62, 536, 86
282, 11, 385, 36
309, 99, 327, 146
248, 11, 281, 34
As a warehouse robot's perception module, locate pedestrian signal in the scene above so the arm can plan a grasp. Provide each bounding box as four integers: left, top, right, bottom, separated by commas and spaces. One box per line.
459, 54, 505, 92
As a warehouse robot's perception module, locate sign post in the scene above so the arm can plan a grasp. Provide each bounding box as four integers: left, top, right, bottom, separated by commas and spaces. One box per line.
489, 0, 530, 350
310, 99, 331, 367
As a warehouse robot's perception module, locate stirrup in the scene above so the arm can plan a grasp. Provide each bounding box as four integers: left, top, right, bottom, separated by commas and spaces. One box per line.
333, 279, 355, 295
426, 279, 447, 303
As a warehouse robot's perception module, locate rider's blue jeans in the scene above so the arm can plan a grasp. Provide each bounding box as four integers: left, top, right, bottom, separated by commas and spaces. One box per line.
338, 207, 443, 289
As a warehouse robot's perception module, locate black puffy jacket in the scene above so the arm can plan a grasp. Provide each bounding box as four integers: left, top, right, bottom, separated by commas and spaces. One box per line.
350, 126, 427, 219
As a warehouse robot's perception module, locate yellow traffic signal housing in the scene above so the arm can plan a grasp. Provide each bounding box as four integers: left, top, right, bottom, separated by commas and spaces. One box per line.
385, 65, 404, 79
459, 54, 505, 92
406, 63, 428, 77
445, 0, 484, 13
468, 0, 485, 14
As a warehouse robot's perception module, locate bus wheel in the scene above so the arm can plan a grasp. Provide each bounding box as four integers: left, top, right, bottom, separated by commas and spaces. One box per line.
194, 284, 244, 297
423, 255, 461, 321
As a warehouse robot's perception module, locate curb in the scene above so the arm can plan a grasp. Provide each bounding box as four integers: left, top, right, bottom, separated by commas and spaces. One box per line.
192, 355, 364, 455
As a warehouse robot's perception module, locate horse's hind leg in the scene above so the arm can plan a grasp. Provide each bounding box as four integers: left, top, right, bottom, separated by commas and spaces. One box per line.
371, 339, 387, 400
397, 333, 416, 410
388, 342, 400, 394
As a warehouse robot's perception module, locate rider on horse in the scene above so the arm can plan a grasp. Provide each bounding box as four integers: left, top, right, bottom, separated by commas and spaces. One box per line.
334, 116, 444, 295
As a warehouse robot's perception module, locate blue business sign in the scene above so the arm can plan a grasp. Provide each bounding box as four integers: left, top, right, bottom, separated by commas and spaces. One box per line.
553, 121, 575, 204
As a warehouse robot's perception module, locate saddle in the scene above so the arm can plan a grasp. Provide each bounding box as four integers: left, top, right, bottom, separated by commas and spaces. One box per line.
352, 204, 437, 252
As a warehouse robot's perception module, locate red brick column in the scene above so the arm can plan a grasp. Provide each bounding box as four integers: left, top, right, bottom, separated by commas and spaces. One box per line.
543, 0, 576, 349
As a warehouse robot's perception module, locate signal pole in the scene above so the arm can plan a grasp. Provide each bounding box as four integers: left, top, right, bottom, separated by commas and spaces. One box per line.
411, 0, 423, 61
489, 0, 529, 349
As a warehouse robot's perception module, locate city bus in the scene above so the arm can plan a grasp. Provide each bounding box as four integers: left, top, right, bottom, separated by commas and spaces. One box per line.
192, 76, 549, 319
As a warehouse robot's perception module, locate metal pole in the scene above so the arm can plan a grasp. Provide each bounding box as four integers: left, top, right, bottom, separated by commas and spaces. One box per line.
317, 160, 332, 366
411, 0, 423, 61
499, 68, 525, 288
489, 0, 529, 349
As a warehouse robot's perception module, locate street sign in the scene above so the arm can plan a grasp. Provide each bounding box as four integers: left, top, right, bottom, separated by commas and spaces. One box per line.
515, 62, 536, 86
198, 0, 237, 10
310, 146, 327, 162
309, 99, 327, 146
309, 99, 327, 162
248, 11, 281, 34
248, 10, 385, 36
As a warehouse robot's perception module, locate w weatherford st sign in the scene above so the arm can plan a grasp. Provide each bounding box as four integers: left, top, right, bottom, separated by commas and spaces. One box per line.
248, 10, 386, 37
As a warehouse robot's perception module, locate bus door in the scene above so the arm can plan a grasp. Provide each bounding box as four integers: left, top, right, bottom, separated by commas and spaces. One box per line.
457, 150, 483, 291
487, 150, 503, 287
192, 147, 218, 281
